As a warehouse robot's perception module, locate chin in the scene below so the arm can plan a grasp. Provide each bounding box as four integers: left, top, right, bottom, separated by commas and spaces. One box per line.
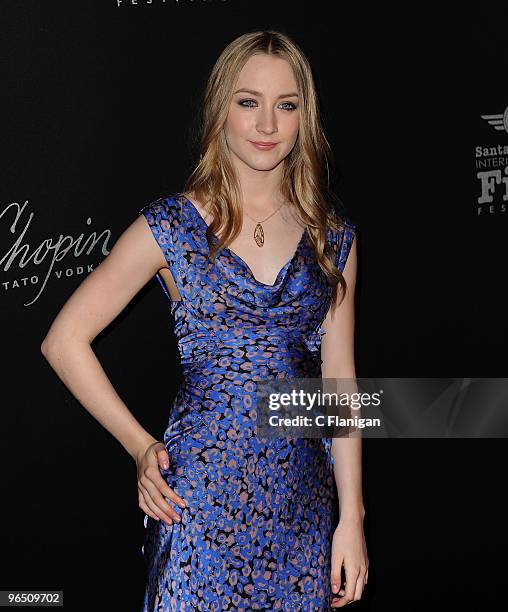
246, 159, 283, 172
240, 150, 286, 169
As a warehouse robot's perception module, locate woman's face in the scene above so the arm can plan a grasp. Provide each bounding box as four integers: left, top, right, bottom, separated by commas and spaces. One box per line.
224, 54, 300, 172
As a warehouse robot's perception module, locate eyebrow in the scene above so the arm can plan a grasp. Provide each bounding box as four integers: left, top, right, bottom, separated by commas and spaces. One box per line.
233, 88, 299, 99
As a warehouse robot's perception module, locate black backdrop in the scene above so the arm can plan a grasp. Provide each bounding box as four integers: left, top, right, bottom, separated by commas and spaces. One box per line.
1, 2, 506, 610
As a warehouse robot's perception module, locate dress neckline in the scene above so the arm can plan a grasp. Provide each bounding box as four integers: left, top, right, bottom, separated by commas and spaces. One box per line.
179, 193, 308, 289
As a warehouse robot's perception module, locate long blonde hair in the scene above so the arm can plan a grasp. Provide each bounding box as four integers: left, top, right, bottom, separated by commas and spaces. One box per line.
183, 29, 350, 307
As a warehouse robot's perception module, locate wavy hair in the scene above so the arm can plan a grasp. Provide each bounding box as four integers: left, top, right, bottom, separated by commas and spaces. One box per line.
182, 29, 351, 307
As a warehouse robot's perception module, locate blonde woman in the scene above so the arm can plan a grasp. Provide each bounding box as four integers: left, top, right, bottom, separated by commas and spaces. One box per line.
42, 30, 368, 610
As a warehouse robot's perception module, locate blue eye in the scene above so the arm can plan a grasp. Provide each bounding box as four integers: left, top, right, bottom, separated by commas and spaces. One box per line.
238, 99, 298, 111
279, 102, 297, 111
239, 99, 257, 108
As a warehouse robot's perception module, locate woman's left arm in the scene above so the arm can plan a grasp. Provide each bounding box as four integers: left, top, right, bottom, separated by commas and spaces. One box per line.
321, 236, 369, 607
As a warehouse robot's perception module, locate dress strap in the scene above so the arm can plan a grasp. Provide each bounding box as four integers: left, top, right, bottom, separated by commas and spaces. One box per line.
336, 214, 357, 273
138, 195, 187, 302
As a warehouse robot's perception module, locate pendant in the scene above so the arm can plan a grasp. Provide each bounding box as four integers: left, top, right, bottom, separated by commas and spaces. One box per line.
254, 223, 264, 247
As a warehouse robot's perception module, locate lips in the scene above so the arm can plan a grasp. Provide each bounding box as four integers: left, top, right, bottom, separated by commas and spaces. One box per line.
250, 141, 277, 150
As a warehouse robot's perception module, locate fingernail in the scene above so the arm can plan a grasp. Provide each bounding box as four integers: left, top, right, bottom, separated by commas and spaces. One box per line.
332, 584, 338, 593
162, 462, 169, 469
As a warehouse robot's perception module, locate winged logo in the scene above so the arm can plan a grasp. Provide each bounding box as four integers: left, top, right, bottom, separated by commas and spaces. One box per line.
480, 105, 508, 134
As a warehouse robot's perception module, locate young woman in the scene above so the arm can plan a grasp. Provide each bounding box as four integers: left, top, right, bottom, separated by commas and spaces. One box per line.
42, 30, 368, 610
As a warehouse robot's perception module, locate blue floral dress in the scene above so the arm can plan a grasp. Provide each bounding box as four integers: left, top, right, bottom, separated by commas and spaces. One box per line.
138, 193, 356, 611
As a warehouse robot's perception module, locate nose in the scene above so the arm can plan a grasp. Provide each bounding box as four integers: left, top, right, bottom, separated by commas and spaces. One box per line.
256, 106, 278, 135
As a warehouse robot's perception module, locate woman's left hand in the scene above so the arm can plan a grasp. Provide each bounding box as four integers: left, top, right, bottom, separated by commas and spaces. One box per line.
329, 515, 369, 607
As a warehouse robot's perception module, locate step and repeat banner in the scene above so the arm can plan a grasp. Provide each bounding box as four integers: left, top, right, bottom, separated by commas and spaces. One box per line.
1, 2, 506, 610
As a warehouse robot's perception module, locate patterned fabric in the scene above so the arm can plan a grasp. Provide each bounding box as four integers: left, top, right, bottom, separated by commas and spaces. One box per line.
138, 193, 356, 611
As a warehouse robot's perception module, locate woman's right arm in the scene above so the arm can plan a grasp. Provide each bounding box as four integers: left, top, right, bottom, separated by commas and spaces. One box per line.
41, 212, 186, 523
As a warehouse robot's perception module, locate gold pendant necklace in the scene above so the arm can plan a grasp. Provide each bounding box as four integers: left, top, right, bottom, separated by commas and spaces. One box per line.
243, 203, 285, 247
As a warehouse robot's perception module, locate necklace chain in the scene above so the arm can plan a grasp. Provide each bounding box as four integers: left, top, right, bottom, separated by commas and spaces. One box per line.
242, 203, 284, 225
